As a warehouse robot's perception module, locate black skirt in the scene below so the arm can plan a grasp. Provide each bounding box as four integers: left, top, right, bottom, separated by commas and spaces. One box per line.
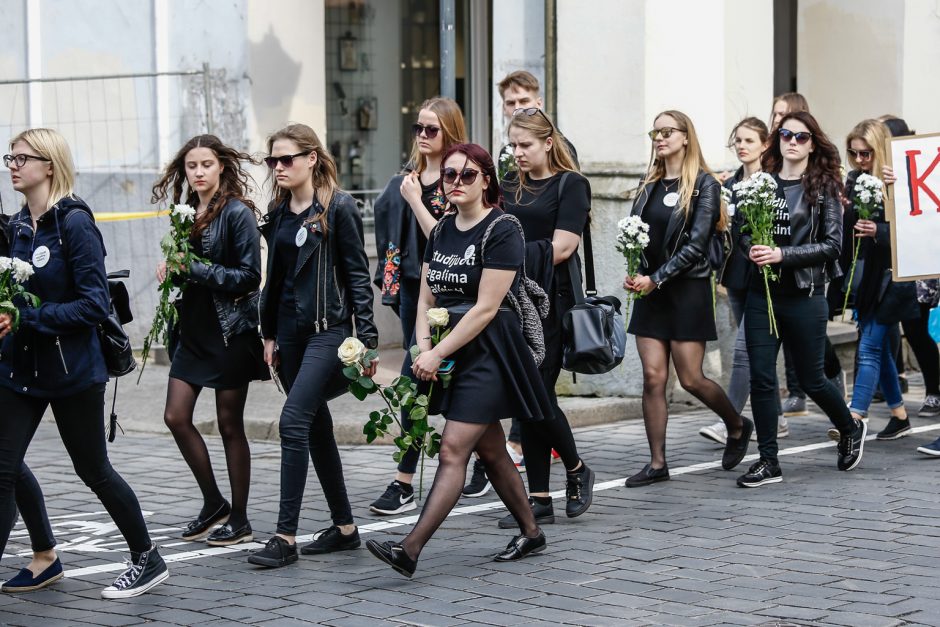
429, 308, 552, 423
627, 277, 717, 341
169, 284, 269, 389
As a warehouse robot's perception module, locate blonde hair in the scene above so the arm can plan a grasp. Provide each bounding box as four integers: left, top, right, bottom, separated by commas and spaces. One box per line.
9, 128, 75, 210
506, 109, 578, 203
266, 123, 339, 233
643, 110, 727, 231
406, 97, 468, 175
846, 119, 890, 179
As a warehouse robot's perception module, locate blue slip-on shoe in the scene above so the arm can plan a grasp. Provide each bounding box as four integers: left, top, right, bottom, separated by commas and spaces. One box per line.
917, 437, 940, 457
2, 558, 64, 593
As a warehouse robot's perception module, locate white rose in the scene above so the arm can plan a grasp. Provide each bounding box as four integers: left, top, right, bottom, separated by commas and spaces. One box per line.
11, 259, 34, 282
0, 257, 12, 272
427, 307, 450, 328
337, 337, 367, 367
172, 204, 196, 221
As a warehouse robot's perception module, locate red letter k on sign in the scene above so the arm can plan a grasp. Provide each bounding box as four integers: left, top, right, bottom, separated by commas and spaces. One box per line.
905, 149, 940, 216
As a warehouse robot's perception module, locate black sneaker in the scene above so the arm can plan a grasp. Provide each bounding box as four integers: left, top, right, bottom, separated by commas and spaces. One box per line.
565, 464, 595, 518
180, 501, 230, 541
876, 415, 912, 440
247, 536, 297, 568
722, 417, 753, 470
100, 544, 168, 599
837, 419, 868, 471
206, 521, 253, 547
369, 481, 416, 515
300, 526, 361, 555
498, 497, 555, 529
462, 460, 491, 498
736, 458, 783, 488
365, 540, 416, 578
624, 463, 669, 488
918, 395, 940, 418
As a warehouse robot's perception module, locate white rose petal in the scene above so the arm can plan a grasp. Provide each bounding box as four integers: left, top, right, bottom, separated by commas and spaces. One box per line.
337, 337, 367, 367
426, 307, 450, 328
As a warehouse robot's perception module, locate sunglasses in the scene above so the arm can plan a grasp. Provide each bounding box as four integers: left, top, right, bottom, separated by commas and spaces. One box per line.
264, 151, 311, 169
412, 123, 441, 139
847, 148, 873, 160
3, 153, 51, 168
512, 107, 556, 131
442, 167, 481, 186
647, 127, 685, 141
778, 129, 813, 144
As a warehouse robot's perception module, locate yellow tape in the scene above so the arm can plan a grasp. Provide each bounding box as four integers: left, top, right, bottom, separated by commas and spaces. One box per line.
94, 209, 171, 222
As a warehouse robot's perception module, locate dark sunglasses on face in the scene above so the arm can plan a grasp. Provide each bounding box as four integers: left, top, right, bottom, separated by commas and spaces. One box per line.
847, 148, 873, 160
413, 123, 441, 139
264, 151, 311, 169
3, 153, 51, 168
442, 167, 480, 186
778, 129, 813, 144
647, 127, 685, 141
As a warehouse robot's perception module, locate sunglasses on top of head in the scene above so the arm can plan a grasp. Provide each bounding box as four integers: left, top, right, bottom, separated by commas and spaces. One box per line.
264, 151, 311, 169
847, 148, 873, 160
412, 123, 441, 139
778, 129, 813, 144
442, 167, 480, 186
513, 107, 555, 131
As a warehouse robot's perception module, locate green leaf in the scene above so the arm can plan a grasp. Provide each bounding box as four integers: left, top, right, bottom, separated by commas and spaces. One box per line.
342, 365, 360, 380
357, 376, 375, 390
369, 411, 381, 423
393, 436, 406, 450
414, 394, 429, 408
402, 435, 413, 447
365, 431, 377, 444
410, 407, 427, 423
392, 450, 404, 463
409, 344, 421, 361
349, 383, 369, 401
382, 415, 394, 426
364, 349, 379, 362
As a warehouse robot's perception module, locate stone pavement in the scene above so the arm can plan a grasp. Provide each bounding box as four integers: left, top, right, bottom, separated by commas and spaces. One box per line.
3, 382, 940, 626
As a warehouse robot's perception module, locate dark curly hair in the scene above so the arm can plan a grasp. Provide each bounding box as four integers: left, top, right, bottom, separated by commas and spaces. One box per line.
440, 143, 502, 208
761, 111, 842, 203
151, 134, 258, 236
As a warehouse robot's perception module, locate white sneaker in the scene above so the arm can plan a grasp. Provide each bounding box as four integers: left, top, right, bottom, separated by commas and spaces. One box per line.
506, 442, 525, 472
699, 422, 727, 445
747, 417, 789, 441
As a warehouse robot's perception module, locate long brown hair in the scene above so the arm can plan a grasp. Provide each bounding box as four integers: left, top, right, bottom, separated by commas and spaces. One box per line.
151, 134, 258, 236
506, 108, 578, 204
769, 92, 809, 130
761, 111, 842, 203
266, 124, 339, 234
643, 110, 727, 231
406, 97, 468, 175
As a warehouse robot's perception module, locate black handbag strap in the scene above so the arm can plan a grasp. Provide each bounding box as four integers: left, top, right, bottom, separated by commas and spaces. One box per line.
555, 171, 596, 304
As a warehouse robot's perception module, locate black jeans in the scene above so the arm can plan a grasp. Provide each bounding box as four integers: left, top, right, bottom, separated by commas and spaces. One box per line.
745, 290, 854, 463
0, 383, 151, 558
15, 464, 56, 552
275, 318, 354, 535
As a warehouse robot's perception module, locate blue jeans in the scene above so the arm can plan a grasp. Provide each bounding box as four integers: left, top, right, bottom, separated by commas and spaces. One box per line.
850, 316, 904, 417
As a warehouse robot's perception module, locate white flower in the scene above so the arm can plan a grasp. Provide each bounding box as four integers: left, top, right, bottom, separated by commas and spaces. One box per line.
11, 258, 34, 282
0, 256, 12, 272
427, 307, 450, 328
337, 337, 367, 367
172, 204, 196, 221
637, 233, 650, 246
858, 190, 872, 204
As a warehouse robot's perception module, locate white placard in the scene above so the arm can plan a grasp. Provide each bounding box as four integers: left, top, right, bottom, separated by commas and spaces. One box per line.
886, 132, 940, 280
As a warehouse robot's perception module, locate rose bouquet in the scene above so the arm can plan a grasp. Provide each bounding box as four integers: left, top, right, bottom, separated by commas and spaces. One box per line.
842, 173, 884, 318
138, 204, 211, 381
0, 257, 39, 330
733, 172, 780, 336
615, 215, 650, 324
497, 149, 517, 182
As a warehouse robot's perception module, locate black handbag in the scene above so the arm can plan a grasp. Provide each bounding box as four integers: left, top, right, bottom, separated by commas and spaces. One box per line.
100, 270, 136, 378
561, 221, 627, 375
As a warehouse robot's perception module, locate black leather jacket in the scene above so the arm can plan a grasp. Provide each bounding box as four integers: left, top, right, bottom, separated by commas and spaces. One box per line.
259, 191, 378, 348
737, 180, 844, 292
185, 199, 262, 345
631, 171, 719, 286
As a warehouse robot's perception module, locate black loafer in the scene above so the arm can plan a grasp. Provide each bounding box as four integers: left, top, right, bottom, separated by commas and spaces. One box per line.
498, 497, 554, 529
206, 521, 253, 546
365, 540, 416, 578
494, 530, 546, 562
181, 501, 231, 541
301, 526, 361, 555
624, 463, 670, 488
722, 417, 753, 470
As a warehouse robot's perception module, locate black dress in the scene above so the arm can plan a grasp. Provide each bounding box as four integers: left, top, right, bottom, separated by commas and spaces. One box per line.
423, 209, 552, 423
627, 179, 716, 341
169, 236, 268, 389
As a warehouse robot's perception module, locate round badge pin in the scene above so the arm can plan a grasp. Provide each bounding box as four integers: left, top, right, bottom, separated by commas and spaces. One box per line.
32, 245, 51, 268
295, 226, 308, 247
663, 192, 679, 208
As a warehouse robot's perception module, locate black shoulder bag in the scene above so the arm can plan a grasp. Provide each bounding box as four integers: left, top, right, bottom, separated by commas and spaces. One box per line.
558, 174, 627, 375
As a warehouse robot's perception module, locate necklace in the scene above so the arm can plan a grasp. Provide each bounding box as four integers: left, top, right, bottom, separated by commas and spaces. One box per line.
662, 178, 680, 208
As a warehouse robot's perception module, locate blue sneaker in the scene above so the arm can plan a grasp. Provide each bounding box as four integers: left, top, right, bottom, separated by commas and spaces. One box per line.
2, 558, 64, 593
917, 437, 940, 457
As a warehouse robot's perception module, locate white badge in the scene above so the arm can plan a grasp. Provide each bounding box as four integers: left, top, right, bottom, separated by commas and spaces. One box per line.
663, 192, 679, 208
32, 245, 50, 268
295, 226, 308, 247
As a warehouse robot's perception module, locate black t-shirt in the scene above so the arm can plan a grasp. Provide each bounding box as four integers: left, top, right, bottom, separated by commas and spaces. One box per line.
644, 179, 677, 273
751, 176, 802, 295
501, 171, 590, 301
275, 205, 312, 318
423, 209, 523, 308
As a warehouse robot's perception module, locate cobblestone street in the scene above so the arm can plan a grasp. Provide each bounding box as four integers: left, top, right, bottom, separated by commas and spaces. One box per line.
2, 389, 940, 626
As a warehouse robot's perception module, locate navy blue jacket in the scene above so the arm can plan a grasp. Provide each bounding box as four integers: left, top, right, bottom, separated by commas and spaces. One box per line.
0, 196, 110, 397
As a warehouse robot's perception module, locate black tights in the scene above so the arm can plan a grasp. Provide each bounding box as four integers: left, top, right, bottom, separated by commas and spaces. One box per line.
401, 421, 537, 560
164, 378, 251, 527
637, 337, 743, 468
